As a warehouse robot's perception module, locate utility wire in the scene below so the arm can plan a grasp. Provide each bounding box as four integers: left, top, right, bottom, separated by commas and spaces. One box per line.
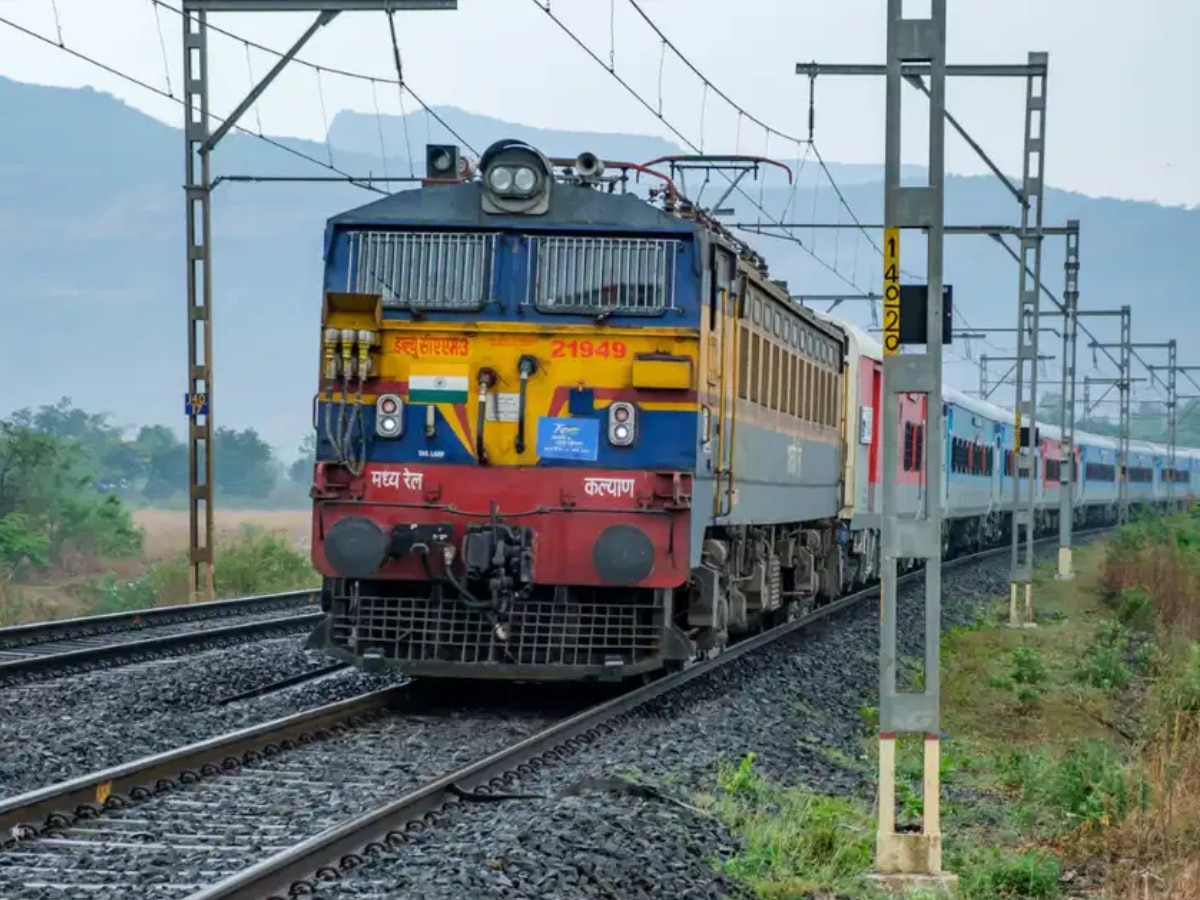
530, 1, 869, 296
0, 12, 388, 194
613, 0, 1002, 352
622, 0, 804, 147
150, 0, 478, 156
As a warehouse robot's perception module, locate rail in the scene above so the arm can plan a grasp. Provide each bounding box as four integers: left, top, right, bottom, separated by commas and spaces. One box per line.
0, 589, 321, 684
0, 529, 1109, 899
0, 589, 318, 648
188, 529, 1112, 900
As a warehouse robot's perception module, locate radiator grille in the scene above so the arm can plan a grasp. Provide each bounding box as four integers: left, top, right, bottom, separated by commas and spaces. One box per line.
346, 229, 497, 310
330, 590, 663, 669
527, 235, 679, 314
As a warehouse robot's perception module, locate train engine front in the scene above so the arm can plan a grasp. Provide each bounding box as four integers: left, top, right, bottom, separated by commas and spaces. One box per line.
307, 140, 702, 680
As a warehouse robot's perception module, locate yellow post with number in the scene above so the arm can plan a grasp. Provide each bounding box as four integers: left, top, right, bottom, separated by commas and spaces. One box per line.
883, 227, 900, 355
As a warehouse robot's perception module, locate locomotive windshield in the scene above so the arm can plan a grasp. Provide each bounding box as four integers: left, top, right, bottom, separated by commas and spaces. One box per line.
527, 234, 679, 316
345, 229, 495, 312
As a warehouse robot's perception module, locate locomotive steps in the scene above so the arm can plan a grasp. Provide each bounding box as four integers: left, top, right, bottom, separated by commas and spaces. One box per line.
0, 530, 1108, 900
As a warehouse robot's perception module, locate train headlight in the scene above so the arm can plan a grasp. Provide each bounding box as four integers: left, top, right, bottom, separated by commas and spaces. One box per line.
479, 139, 552, 216
488, 165, 515, 193
376, 394, 404, 438
608, 402, 636, 447
513, 166, 538, 193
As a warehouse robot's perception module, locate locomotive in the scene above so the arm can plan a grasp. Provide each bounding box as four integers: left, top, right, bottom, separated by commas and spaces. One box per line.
304, 139, 1198, 681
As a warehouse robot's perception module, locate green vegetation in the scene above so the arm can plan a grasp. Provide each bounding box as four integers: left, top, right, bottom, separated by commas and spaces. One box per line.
77, 525, 318, 616
701, 511, 1200, 898
0, 405, 317, 625
5, 397, 312, 509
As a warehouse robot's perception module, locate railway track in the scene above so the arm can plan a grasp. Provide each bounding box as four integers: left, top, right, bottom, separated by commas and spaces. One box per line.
0, 529, 1107, 900
0, 590, 322, 686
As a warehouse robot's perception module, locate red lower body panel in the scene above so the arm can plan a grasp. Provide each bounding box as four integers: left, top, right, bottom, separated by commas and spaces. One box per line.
311, 462, 693, 589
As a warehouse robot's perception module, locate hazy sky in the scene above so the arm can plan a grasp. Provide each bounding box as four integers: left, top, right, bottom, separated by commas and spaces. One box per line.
1, 0, 1196, 208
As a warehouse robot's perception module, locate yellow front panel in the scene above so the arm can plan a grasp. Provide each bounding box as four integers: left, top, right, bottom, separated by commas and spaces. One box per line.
376, 321, 699, 466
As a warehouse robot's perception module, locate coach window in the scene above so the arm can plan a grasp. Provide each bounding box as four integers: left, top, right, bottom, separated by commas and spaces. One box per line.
778, 327, 787, 416
819, 365, 828, 427
825, 365, 834, 427
797, 350, 806, 420
775, 337, 785, 413
737, 322, 751, 400
786, 347, 797, 417
806, 358, 816, 424
796, 349, 805, 422
769, 338, 780, 411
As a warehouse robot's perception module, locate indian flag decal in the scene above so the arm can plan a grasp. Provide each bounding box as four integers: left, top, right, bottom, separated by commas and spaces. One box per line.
408, 366, 470, 404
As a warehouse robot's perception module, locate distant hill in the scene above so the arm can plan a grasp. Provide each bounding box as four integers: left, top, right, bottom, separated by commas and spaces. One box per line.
1, 75, 1196, 457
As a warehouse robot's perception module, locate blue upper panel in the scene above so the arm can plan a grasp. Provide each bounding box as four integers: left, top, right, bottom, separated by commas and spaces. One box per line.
324, 182, 702, 327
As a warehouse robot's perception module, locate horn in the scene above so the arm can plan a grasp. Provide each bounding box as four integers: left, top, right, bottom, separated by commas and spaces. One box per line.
575, 151, 605, 179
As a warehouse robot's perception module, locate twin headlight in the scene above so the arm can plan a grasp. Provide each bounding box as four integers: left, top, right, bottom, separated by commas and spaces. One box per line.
487, 164, 540, 197
479, 139, 552, 215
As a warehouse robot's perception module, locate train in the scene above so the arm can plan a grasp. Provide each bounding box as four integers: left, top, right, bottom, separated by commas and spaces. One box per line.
303, 138, 1197, 682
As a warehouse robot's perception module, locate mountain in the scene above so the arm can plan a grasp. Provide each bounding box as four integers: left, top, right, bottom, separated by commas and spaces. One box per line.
1, 75, 1196, 457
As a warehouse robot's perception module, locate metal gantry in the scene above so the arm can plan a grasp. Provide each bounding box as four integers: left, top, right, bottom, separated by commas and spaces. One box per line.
179, 0, 456, 602
1007, 52, 1049, 629
1085, 325, 1195, 526
976, 353, 1053, 402
793, 2, 1058, 881
1077, 306, 1133, 522
1056, 221, 1080, 579
1145, 349, 1194, 511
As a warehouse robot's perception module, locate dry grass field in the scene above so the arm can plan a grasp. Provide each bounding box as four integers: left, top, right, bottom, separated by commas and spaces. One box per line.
134, 508, 312, 562
0, 508, 315, 624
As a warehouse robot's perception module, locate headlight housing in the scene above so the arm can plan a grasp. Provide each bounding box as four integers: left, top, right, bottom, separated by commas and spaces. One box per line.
608, 402, 636, 447
479, 139, 552, 216
376, 394, 404, 438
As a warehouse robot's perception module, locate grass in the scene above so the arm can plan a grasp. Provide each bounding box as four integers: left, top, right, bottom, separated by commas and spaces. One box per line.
694, 753, 876, 898
74, 524, 319, 615
0, 523, 318, 624
698, 511, 1200, 899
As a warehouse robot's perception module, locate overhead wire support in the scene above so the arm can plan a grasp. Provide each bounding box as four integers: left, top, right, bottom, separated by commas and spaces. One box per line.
529, 0, 862, 293
1085, 328, 1187, 525
798, 22, 1061, 885
797, 1, 954, 885
178, 0, 458, 603
1057, 221, 1080, 579
1075, 307, 1134, 524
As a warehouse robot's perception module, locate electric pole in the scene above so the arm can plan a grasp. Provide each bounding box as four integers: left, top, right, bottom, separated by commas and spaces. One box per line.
795, 6, 1050, 885
180, 0, 456, 603
1007, 51, 1050, 630
1056, 220, 1079, 579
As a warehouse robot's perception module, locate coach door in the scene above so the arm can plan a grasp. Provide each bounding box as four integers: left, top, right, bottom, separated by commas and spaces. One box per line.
711, 247, 738, 518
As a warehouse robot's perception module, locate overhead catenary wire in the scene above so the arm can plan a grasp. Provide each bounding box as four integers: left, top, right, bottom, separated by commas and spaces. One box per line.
148, 0, 479, 157
529, 0, 866, 295
610, 0, 1006, 353
0, 11, 390, 194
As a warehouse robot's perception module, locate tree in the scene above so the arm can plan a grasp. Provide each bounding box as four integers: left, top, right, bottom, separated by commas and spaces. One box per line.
9, 397, 144, 493
289, 434, 316, 489
135, 425, 188, 501
214, 427, 276, 499
1036, 391, 1064, 426
0, 416, 142, 575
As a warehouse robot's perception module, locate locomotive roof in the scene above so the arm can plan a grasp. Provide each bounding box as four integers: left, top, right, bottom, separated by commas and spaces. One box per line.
327, 181, 697, 235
